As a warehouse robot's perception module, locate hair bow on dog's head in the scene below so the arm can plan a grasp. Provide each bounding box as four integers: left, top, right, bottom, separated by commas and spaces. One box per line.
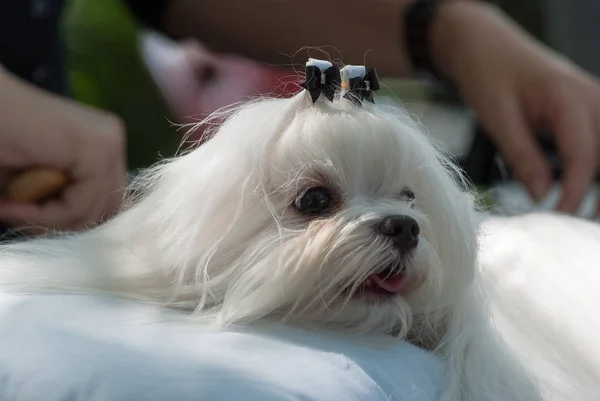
302, 58, 341, 103
341, 65, 380, 105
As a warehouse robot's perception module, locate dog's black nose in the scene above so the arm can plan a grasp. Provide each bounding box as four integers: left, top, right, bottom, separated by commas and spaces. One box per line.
376, 215, 420, 252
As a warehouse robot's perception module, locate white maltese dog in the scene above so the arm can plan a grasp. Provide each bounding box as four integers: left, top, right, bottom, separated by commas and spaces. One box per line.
1, 59, 596, 401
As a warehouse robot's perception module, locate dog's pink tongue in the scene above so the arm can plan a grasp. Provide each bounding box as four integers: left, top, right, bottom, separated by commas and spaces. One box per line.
369, 274, 404, 293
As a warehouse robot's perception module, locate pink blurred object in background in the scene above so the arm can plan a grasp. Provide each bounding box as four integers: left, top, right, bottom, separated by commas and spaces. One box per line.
139, 31, 299, 141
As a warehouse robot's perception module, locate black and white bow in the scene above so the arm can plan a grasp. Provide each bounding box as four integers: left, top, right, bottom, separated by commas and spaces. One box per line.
302, 63, 341, 103
343, 67, 380, 104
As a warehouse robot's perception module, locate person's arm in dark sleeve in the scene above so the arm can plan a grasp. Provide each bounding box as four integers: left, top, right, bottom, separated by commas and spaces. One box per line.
121, 0, 169, 33
121, 0, 419, 77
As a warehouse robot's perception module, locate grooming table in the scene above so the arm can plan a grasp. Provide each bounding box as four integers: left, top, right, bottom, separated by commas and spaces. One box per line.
0, 294, 444, 401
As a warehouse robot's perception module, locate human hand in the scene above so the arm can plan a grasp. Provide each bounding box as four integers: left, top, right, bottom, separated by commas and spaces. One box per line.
432, 1, 600, 215
0, 67, 128, 233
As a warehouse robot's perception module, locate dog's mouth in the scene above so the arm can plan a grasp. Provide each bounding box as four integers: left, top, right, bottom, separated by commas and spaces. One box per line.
353, 264, 407, 297
367, 267, 406, 293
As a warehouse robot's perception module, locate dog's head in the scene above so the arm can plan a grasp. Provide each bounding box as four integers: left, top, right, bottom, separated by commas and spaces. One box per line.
133, 93, 479, 336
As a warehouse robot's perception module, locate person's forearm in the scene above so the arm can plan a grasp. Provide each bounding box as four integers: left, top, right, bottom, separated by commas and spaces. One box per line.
430, 1, 547, 83
161, 0, 526, 81
162, 0, 417, 77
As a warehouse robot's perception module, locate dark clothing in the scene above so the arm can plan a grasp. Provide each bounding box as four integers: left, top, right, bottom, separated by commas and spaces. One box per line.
0, 0, 169, 96
0, 0, 69, 95
123, 0, 168, 32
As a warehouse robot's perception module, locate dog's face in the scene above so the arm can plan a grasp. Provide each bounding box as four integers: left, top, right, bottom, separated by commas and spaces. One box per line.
152, 99, 479, 336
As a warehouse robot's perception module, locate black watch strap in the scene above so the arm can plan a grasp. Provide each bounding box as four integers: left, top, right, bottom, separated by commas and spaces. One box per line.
404, 0, 450, 82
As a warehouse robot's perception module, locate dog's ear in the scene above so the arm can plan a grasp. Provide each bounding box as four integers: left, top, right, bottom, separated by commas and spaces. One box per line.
124, 97, 306, 274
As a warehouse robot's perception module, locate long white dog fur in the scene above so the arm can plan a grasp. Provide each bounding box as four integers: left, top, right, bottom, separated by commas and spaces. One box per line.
481, 213, 600, 400
0, 67, 598, 400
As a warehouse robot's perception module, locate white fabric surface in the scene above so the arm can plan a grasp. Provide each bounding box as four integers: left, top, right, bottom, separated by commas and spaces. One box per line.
493, 181, 599, 220
0, 294, 444, 401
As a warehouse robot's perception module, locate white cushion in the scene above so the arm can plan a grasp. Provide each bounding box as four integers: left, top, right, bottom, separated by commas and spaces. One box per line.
0, 294, 444, 401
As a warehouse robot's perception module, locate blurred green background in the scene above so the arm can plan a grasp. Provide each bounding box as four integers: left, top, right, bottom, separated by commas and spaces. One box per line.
64, 0, 179, 171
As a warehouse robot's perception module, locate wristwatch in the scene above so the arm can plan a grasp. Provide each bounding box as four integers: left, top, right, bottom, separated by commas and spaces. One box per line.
403, 0, 451, 81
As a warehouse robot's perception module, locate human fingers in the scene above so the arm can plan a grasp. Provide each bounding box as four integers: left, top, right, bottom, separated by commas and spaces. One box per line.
551, 105, 596, 214
477, 94, 553, 202
0, 175, 103, 232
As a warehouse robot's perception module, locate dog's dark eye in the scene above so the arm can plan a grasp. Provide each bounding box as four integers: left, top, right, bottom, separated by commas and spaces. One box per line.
295, 187, 333, 214
399, 188, 415, 201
